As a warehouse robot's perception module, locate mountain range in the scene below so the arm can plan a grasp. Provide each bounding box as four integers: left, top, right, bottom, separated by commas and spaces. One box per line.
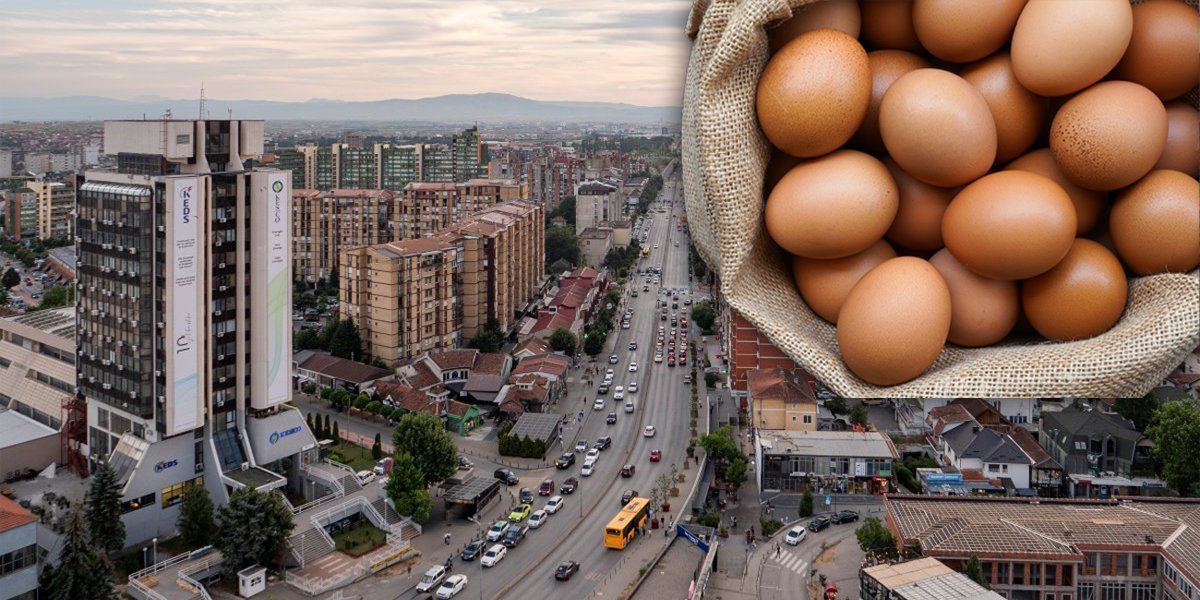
0, 93, 682, 124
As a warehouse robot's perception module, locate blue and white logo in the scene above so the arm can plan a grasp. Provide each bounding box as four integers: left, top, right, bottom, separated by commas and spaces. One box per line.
154, 459, 179, 473
269, 426, 303, 445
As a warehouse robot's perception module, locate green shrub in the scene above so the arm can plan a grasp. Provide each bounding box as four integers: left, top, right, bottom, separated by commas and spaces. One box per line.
760, 517, 784, 537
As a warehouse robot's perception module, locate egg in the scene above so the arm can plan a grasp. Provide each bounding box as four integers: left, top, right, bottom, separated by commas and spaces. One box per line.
1011, 0, 1133, 97
859, 0, 921, 51
1112, 0, 1200, 101
757, 29, 871, 158
1005, 148, 1105, 235
912, 0, 1027, 63
852, 50, 931, 154
1050, 81, 1168, 191
882, 157, 953, 252
1109, 170, 1200, 275
1022, 239, 1128, 342
837, 257, 952, 386
879, 68, 997, 187
763, 149, 803, 197
792, 239, 897, 323
960, 52, 1047, 164
768, 0, 862, 53
942, 170, 1077, 280
930, 248, 1019, 347
765, 150, 899, 259
1156, 102, 1200, 178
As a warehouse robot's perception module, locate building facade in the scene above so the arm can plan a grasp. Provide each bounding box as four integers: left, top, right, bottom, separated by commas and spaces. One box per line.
291, 188, 396, 284
756, 430, 897, 494
18, 178, 75, 239
396, 182, 457, 239
4, 187, 37, 240
0, 496, 37, 600
0, 308, 76, 431
747, 367, 818, 431
448, 200, 543, 339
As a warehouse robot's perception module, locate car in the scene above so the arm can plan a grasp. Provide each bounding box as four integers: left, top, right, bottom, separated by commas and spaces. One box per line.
831, 510, 860, 524
481, 544, 507, 567
606, 412, 618, 424
458, 456, 474, 470
580, 462, 596, 477
624, 400, 635, 413
486, 520, 508, 542
575, 439, 588, 453
594, 396, 607, 410
508, 503, 533, 522
555, 560, 581, 581
644, 425, 657, 437
654, 354, 663, 363
594, 436, 612, 451
650, 449, 662, 462
613, 386, 625, 400
621, 320, 630, 329
372, 459, 388, 475
597, 384, 609, 396
545, 495, 564, 514
628, 341, 638, 351
621, 464, 636, 478
627, 381, 638, 393
585, 448, 600, 462
435, 574, 468, 599
609, 354, 619, 364
560, 477, 578, 494
461, 539, 483, 561
808, 516, 831, 532
502, 524, 528, 547
642, 285, 650, 292
683, 374, 692, 384
494, 469, 519, 485
628, 362, 638, 372
784, 526, 808, 546
667, 357, 676, 367
621, 489, 639, 505
529, 509, 548, 529
416, 564, 449, 593
519, 487, 535, 503
539, 479, 555, 496
606, 368, 615, 377
556, 453, 576, 469
355, 470, 377, 486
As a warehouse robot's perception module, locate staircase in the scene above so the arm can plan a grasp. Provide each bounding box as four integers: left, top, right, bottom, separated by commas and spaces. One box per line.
288, 528, 335, 567
339, 473, 362, 494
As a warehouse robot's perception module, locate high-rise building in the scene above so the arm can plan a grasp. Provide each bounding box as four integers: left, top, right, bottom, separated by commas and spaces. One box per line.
333, 143, 376, 190
455, 178, 525, 213
21, 178, 75, 239
452, 126, 488, 182
0, 149, 13, 178
575, 179, 621, 234
3, 187, 37, 240
77, 119, 314, 547
291, 188, 396, 284
378, 143, 423, 192
396, 182, 457, 239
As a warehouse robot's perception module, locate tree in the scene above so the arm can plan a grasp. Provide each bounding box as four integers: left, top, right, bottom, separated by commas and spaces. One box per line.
1, 267, 18, 289
469, 317, 505, 353
799, 490, 814, 517
699, 426, 742, 464
1113, 396, 1161, 432
555, 196, 576, 225
545, 226, 582, 271
548, 328, 578, 355
372, 433, 383, 460
386, 451, 434, 524
825, 397, 848, 415
850, 404, 869, 427
328, 318, 364, 360
37, 285, 73, 310
0, 288, 8, 306
47, 509, 116, 600
726, 456, 748, 489
215, 488, 295, 577
583, 329, 606, 356
392, 412, 458, 487
85, 458, 125, 554
1146, 399, 1200, 496
691, 300, 716, 333
302, 381, 317, 395
178, 484, 216, 548
330, 388, 351, 411
332, 420, 340, 441
705, 372, 719, 388
353, 393, 371, 410
855, 517, 897, 557
964, 554, 988, 588
294, 328, 321, 351
322, 414, 331, 439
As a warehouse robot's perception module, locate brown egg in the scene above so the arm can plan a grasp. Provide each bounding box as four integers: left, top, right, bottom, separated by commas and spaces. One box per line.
1109, 170, 1200, 275
1050, 81, 1167, 191
1011, 0, 1133, 97
960, 52, 1047, 164
1156, 102, 1200, 178
912, 0, 1027, 63
757, 29, 871, 158
768, 1, 862, 53
763, 149, 803, 197
882, 157, 953, 252
1022, 239, 1128, 341
792, 239, 897, 323
852, 50, 931, 154
879, 68, 997, 187
1005, 148, 1105, 235
1113, 0, 1200, 101
765, 150, 899, 259
930, 249, 1019, 347
837, 257, 952, 386
859, 0, 921, 51
942, 171, 1077, 280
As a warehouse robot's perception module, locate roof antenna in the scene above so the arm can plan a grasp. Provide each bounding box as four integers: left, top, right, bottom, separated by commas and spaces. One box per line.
199, 82, 207, 120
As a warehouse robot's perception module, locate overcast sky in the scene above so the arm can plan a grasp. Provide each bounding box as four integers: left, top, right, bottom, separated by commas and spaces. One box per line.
2, 0, 692, 106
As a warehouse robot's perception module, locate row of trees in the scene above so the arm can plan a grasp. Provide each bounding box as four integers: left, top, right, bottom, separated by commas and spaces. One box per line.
582, 288, 624, 356
0, 236, 71, 269
636, 174, 664, 214
293, 317, 371, 363
603, 238, 642, 278
699, 425, 749, 491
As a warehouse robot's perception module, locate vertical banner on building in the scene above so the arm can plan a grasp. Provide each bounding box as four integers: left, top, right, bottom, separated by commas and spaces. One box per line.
251, 171, 291, 409
167, 177, 202, 434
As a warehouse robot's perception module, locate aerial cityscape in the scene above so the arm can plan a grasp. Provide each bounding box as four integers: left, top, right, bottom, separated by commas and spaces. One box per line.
0, 2, 1198, 600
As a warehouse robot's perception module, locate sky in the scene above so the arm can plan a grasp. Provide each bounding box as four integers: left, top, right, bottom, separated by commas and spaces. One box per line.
0, 0, 693, 107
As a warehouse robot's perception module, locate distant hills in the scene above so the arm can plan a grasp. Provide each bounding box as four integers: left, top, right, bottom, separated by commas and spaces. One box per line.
0, 92, 682, 124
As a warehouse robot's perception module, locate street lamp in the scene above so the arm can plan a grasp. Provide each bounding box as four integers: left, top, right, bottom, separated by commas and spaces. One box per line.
467, 516, 484, 600
151, 537, 158, 574
142, 547, 148, 570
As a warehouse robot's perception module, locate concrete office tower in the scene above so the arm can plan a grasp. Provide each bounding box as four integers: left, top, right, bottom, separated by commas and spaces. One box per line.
77, 119, 315, 548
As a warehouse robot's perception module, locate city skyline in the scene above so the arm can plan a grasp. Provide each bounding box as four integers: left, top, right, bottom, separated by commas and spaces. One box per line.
0, 0, 692, 107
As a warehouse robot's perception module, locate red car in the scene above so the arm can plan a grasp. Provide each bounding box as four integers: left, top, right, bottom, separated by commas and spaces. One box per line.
539, 479, 554, 496
649, 449, 662, 462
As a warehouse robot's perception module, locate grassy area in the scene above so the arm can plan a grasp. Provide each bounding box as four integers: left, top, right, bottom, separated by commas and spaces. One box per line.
331, 520, 388, 557
327, 440, 378, 472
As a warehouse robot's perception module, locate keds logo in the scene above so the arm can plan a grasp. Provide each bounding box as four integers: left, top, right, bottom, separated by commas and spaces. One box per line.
179, 185, 193, 224
269, 425, 303, 445
154, 459, 178, 473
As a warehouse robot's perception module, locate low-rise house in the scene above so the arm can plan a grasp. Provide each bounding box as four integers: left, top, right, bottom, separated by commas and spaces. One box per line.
1040, 404, 1154, 480
756, 430, 898, 495
747, 367, 817, 432
940, 424, 1032, 491
461, 352, 513, 404
371, 380, 448, 419
509, 352, 570, 408
293, 350, 394, 394
445, 400, 481, 435
0, 495, 38, 600
511, 337, 553, 361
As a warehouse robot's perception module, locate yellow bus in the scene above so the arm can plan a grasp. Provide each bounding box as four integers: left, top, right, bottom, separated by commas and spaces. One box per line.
604, 497, 651, 550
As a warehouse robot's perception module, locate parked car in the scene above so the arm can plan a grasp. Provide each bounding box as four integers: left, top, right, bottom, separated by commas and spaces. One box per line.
831, 510, 859, 524
545, 495, 564, 514
539, 479, 555, 496
529, 510, 548, 529
502, 524, 528, 547
461, 540, 483, 561
486, 520, 508, 542
621, 464, 636, 478
621, 489, 639, 505
556, 453, 576, 469
555, 560, 581, 581
372, 459, 388, 476
435, 574, 468, 599
808, 516, 831, 532
416, 565, 449, 593
508, 504, 533, 522
560, 477, 578, 494
481, 544, 507, 567
594, 436, 612, 451
355, 470, 376, 486
494, 469, 519, 485
457, 456, 474, 470
784, 526, 807, 546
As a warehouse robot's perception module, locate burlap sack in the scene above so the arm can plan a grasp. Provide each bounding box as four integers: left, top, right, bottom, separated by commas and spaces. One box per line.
682, 0, 1200, 397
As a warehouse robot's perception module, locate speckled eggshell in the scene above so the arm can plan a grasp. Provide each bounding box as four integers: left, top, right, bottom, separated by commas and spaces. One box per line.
1022, 238, 1128, 342
837, 257, 952, 386
1155, 102, 1200, 178
1050, 81, 1167, 191
882, 157, 953, 252
860, 0, 921, 51
930, 248, 1019, 347
1109, 170, 1200, 275
852, 50, 931, 154
960, 52, 1047, 164
1112, 0, 1200, 101
1011, 0, 1133, 97
769, 0, 862, 53
1005, 148, 1106, 235
792, 239, 898, 324
912, 0, 1027, 63
763, 149, 803, 197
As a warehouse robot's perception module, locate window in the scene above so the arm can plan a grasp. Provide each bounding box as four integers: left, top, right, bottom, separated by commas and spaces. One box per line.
1101, 582, 1125, 600
1130, 583, 1156, 600
0, 544, 36, 576
803, 415, 813, 424
161, 476, 203, 508
121, 492, 155, 513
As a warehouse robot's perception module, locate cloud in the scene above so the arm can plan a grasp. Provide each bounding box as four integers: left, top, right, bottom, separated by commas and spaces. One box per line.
0, 0, 692, 106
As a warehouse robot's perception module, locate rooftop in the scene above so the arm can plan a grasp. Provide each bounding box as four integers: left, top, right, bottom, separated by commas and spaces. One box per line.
863, 558, 1002, 600
512, 353, 570, 378
508, 412, 562, 444
0, 495, 37, 533
758, 429, 898, 459
0, 409, 58, 449
943, 426, 1030, 465
512, 337, 552, 357
746, 367, 815, 405
427, 349, 479, 372
297, 352, 393, 385
7, 306, 76, 339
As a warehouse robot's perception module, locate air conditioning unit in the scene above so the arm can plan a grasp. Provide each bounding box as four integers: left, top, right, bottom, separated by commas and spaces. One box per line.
213, 310, 222, 316
218, 263, 226, 269
90, 309, 99, 316
101, 243, 112, 250
88, 376, 96, 383
157, 322, 164, 328
240, 462, 249, 471
130, 345, 138, 351
129, 391, 136, 398
115, 245, 123, 252
219, 377, 227, 383
218, 354, 225, 360
154, 370, 162, 377
101, 359, 110, 366
101, 266, 111, 273
101, 220, 112, 226
130, 320, 138, 327
219, 286, 227, 292
128, 247, 136, 254
157, 225, 165, 232
219, 218, 227, 224
102, 383, 111, 390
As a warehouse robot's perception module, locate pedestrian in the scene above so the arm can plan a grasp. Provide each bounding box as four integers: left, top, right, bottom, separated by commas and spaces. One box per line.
444, 532, 451, 545
407, 563, 412, 578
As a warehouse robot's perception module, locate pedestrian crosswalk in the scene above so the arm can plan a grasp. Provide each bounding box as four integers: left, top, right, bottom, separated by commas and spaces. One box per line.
773, 550, 808, 576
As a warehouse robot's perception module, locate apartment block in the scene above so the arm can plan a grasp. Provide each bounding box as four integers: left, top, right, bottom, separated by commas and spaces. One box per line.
0, 496, 37, 600
291, 188, 396, 284
21, 178, 75, 239
716, 295, 818, 406
455, 178, 525, 213
3, 187, 37, 240
397, 182, 458, 239
378, 143, 424, 191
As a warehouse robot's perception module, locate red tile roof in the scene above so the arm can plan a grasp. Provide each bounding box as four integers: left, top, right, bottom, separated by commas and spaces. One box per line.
376, 381, 441, 416
299, 353, 393, 384
447, 400, 474, 417
512, 354, 570, 379
405, 361, 442, 390
472, 353, 510, 376
512, 337, 552, 357
499, 399, 525, 414
746, 367, 815, 405
0, 495, 36, 532
530, 306, 577, 335
427, 350, 479, 371
1007, 426, 1058, 469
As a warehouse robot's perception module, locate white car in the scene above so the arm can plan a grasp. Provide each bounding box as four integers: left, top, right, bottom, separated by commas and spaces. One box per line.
581, 461, 596, 477
416, 565, 448, 593
585, 448, 601, 462
644, 425, 657, 437
436, 574, 468, 599
545, 495, 564, 514
784, 525, 808, 546
628, 382, 638, 393
481, 544, 507, 568
628, 362, 639, 372
486, 521, 507, 542
625, 400, 635, 413
606, 368, 615, 377
613, 386, 625, 400
593, 398, 605, 411
355, 470, 377, 486
529, 509, 548, 529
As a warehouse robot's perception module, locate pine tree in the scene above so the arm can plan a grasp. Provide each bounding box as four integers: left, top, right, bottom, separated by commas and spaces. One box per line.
215, 488, 295, 577
48, 509, 117, 600
964, 554, 988, 588
85, 459, 125, 554
178, 484, 216, 548
372, 433, 383, 460
322, 414, 331, 439
306, 412, 315, 433
332, 420, 340, 441
800, 490, 814, 517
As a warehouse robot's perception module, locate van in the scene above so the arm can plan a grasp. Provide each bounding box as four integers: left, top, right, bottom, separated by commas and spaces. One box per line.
416, 565, 448, 593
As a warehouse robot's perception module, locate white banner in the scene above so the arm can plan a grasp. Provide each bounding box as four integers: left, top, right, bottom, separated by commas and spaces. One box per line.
257, 172, 291, 407
169, 177, 200, 433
